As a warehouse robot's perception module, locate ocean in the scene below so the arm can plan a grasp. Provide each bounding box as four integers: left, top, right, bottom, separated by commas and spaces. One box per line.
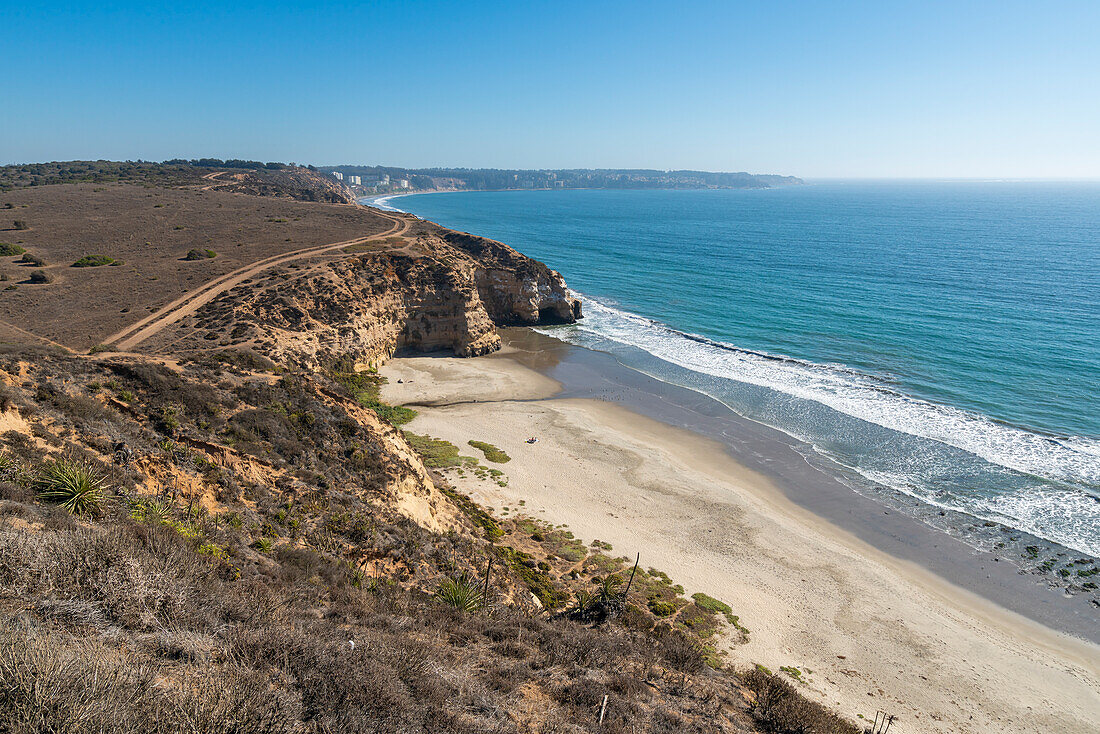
378, 182, 1100, 559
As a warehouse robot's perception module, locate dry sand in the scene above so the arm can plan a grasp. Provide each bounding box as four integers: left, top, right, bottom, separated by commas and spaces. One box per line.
381, 346, 1100, 734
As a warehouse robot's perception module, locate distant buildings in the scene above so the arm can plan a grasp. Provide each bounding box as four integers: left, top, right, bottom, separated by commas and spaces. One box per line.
328, 171, 406, 190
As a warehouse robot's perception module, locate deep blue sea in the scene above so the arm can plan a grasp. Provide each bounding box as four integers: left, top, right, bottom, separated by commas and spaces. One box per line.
379, 182, 1100, 557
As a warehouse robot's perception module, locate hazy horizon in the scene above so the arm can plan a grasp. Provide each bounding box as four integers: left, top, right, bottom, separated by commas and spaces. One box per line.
4, 1, 1098, 179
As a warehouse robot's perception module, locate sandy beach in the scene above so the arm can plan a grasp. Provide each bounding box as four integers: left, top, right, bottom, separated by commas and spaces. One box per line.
381, 339, 1100, 734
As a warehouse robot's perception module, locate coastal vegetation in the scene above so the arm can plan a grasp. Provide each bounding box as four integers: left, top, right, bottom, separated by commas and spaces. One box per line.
402, 431, 468, 468
71, 254, 115, 267
33, 458, 107, 515
468, 439, 510, 463
184, 247, 217, 260
330, 368, 418, 426
0, 242, 25, 256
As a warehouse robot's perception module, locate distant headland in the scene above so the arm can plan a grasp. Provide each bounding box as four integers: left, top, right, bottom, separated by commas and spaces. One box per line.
319, 165, 802, 194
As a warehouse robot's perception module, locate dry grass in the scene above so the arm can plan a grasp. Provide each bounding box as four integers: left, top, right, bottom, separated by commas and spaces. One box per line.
0, 348, 862, 734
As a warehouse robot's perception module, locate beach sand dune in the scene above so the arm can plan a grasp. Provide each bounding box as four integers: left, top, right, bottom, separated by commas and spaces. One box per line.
383, 346, 1100, 734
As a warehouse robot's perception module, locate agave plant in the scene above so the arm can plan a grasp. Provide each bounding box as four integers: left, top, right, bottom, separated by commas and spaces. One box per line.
35, 459, 107, 515
435, 573, 485, 613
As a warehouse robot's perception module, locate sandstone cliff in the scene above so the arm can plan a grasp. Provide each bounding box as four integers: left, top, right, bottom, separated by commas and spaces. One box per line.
162, 218, 582, 368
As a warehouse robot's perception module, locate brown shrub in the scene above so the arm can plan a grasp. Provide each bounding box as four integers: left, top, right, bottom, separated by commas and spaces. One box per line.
742, 667, 861, 733
0, 626, 296, 733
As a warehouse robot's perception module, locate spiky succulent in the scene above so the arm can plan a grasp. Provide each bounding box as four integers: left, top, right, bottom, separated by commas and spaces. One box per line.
35, 459, 107, 515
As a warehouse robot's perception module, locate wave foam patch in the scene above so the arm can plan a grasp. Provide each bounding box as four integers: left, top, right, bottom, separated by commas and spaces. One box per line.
362, 196, 407, 212
565, 297, 1100, 488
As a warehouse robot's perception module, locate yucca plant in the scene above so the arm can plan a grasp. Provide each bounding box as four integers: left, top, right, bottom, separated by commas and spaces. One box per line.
435, 573, 485, 613
571, 590, 594, 614
598, 573, 624, 604
129, 497, 173, 525
35, 459, 107, 515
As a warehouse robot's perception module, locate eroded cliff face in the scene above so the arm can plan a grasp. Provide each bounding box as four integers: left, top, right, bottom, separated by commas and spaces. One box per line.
165, 220, 581, 368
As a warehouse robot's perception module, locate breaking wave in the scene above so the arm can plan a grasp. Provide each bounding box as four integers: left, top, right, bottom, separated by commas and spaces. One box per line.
543, 296, 1100, 556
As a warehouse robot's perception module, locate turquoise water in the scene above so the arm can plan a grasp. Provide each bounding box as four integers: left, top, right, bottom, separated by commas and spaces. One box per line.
382, 183, 1100, 556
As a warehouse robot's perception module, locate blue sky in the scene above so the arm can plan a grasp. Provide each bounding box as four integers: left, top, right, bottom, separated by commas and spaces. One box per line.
3, 1, 1098, 177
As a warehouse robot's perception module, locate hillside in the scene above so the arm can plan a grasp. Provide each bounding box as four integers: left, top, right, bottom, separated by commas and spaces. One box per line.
0, 164, 859, 734
0, 160, 356, 203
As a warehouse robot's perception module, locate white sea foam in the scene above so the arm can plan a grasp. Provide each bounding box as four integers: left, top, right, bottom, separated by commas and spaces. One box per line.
542, 295, 1100, 554
559, 297, 1100, 488
847, 466, 1100, 557
361, 195, 407, 212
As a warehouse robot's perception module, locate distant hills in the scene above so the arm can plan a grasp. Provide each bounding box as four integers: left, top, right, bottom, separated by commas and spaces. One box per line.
321, 166, 802, 193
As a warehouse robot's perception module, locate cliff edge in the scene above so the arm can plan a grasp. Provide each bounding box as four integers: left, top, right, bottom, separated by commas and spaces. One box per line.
148, 216, 583, 367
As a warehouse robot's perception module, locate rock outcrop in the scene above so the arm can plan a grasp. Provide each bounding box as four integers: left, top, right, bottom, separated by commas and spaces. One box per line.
169, 219, 581, 368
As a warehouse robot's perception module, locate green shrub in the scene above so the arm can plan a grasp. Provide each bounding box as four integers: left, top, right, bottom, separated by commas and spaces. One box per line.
403, 431, 463, 468
35, 459, 107, 515
437, 485, 503, 540
184, 248, 217, 260
0, 242, 24, 256
72, 254, 115, 268
468, 440, 510, 463
690, 592, 742, 627
19, 253, 46, 266
434, 574, 485, 612
331, 370, 416, 425
499, 546, 569, 610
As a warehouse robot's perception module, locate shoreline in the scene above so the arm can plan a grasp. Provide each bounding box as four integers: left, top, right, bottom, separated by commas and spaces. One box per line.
380, 330, 1100, 733
504, 330, 1100, 643
356, 185, 794, 212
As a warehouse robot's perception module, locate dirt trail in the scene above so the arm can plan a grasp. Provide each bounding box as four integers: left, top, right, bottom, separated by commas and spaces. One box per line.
199, 170, 227, 191
103, 211, 410, 352
0, 317, 70, 351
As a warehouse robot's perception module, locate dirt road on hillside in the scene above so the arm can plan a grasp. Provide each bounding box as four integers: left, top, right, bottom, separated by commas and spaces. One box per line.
103, 210, 410, 352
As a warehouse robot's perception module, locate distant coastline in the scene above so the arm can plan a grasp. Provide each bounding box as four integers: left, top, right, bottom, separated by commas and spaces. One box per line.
335, 166, 802, 198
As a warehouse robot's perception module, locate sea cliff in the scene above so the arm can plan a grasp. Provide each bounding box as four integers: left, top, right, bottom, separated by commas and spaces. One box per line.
164, 218, 582, 367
